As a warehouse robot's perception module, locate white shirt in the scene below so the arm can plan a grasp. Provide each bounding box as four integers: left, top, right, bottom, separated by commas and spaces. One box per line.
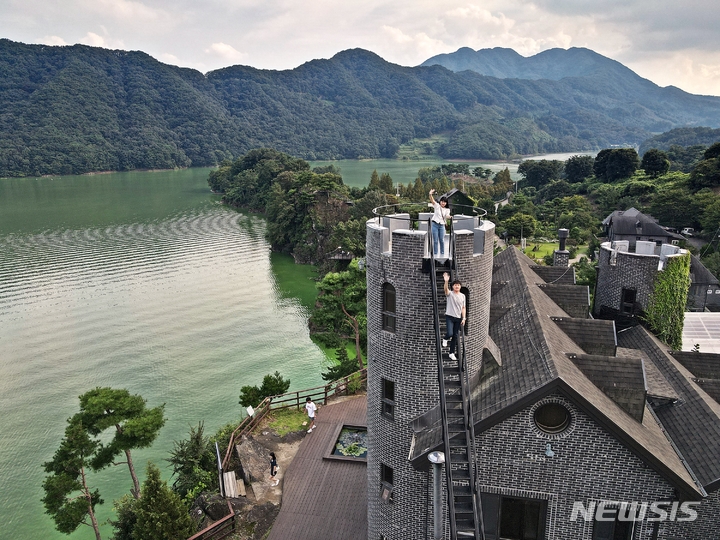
445, 290, 466, 318
432, 201, 450, 225
306, 401, 317, 418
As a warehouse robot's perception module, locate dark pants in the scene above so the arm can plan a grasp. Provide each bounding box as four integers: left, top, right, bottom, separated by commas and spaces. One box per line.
444, 315, 461, 354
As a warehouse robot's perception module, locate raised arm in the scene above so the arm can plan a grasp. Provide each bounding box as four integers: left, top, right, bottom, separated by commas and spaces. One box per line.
429, 188, 436, 205
443, 272, 450, 295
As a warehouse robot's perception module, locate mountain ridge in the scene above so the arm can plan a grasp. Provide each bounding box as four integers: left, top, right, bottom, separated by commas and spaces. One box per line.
1, 39, 720, 177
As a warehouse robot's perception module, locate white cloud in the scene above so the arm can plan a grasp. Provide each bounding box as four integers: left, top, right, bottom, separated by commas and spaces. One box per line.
205, 42, 247, 64
41, 35, 68, 46
80, 32, 106, 47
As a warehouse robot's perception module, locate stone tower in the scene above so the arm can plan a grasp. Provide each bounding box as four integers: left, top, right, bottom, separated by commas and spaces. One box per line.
365, 214, 495, 539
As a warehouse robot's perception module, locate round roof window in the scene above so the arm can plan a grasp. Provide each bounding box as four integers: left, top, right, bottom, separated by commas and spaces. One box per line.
534, 403, 571, 434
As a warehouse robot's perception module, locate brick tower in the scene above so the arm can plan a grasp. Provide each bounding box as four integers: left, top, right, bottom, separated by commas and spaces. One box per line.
365, 214, 495, 539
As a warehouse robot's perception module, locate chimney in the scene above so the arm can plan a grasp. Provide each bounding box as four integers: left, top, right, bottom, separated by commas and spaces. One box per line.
554, 228, 570, 267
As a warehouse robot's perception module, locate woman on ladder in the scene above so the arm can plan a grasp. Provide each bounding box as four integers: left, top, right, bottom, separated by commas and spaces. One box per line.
429, 189, 450, 257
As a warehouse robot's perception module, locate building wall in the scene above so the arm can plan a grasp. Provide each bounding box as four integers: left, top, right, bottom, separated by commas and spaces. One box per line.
594, 245, 658, 317
663, 489, 720, 539
365, 218, 494, 540
474, 393, 681, 540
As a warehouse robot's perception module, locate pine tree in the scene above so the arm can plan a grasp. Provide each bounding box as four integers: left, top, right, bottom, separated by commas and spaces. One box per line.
132, 463, 196, 540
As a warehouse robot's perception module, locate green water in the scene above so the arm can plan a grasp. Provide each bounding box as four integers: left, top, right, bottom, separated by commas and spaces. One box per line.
0, 168, 323, 540
309, 158, 522, 188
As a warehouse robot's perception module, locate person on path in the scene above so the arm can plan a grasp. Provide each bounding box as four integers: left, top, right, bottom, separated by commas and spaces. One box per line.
442, 272, 466, 361
429, 189, 450, 257
269, 452, 279, 486
305, 397, 317, 433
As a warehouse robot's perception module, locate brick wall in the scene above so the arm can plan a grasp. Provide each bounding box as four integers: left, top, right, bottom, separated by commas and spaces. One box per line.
366, 219, 494, 540
594, 245, 658, 317
475, 393, 691, 540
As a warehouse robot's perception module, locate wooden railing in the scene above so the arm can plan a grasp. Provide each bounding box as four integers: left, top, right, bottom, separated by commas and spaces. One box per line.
221, 368, 367, 469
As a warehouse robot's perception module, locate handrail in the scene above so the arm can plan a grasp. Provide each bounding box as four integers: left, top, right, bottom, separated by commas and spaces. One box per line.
371, 201, 488, 222
427, 216, 458, 540
459, 329, 483, 539
221, 368, 368, 469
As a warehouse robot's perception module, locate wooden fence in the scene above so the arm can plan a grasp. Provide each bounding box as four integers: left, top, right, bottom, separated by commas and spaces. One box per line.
221, 368, 367, 469
187, 368, 367, 540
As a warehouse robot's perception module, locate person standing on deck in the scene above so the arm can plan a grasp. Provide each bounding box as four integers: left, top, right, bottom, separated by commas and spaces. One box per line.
442, 272, 466, 361
305, 397, 317, 433
429, 189, 450, 257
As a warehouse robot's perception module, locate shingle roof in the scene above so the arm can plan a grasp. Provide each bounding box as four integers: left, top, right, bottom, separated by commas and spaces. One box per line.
670, 351, 720, 379
410, 246, 704, 497
568, 353, 647, 422
617, 347, 679, 401
690, 255, 720, 286
551, 317, 616, 356
267, 396, 368, 540
617, 327, 720, 490
530, 265, 575, 285
538, 284, 590, 318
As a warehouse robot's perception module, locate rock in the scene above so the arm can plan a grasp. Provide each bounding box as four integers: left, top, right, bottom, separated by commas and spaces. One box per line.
235, 435, 273, 483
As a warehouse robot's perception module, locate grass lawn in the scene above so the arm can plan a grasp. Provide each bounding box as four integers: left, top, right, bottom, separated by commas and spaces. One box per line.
510, 241, 589, 263
265, 407, 310, 436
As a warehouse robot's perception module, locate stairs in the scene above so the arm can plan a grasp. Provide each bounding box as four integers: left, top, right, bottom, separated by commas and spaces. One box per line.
430, 260, 483, 539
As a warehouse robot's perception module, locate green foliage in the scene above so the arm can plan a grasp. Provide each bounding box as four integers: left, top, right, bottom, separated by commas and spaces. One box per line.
573, 256, 597, 295
689, 143, 720, 191
644, 253, 691, 349
594, 148, 639, 182
5, 41, 720, 176
504, 213, 537, 239
564, 155, 594, 183
132, 462, 196, 540
239, 371, 291, 407
518, 159, 564, 189
309, 259, 367, 366
321, 347, 361, 382
110, 494, 137, 540
42, 419, 103, 537
166, 422, 217, 500
75, 387, 166, 497
641, 148, 670, 177
347, 372, 364, 394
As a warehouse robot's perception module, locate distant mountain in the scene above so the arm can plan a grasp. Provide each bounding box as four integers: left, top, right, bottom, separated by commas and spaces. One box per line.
421, 46, 632, 81
2, 39, 720, 177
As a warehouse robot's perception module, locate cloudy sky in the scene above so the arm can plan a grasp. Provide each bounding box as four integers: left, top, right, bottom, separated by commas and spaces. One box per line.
3, 0, 720, 96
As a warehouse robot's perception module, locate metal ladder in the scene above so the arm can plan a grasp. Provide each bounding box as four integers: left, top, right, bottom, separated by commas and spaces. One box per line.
428, 220, 483, 539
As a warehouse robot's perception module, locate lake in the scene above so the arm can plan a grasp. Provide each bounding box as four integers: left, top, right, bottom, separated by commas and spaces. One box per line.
0, 153, 585, 540
0, 168, 325, 540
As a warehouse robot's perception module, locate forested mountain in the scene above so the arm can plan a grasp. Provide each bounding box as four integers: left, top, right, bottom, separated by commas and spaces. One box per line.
2, 39, 720, 177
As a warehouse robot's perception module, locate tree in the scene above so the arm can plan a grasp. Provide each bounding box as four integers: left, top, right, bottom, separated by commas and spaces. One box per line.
504, 213, 537, 239
564, 155, 594, 183
166, 422, 216, 501
132, 462, 196, 540
379, 172, 394, 193
689, 143, 720, 190
309, 259, 367, 368
42, 419, 103, 540
594, 148, 639, 182
75, 388, 166, 499
517, 159, 563, 189
239, 371, 291, 407
641, 148, 670, 177
321, 346, 360, 382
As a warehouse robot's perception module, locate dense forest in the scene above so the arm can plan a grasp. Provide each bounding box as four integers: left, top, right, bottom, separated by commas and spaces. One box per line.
3, 38, 720, 177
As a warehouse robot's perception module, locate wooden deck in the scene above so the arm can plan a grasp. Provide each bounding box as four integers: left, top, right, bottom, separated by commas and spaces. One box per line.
267, 394, 368, 540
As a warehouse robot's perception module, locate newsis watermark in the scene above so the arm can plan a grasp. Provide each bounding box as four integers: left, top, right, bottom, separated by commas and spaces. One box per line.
570, 501, 699, 523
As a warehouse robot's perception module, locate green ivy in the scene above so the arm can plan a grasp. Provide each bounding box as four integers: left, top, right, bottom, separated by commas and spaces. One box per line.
643, 253, 691, 349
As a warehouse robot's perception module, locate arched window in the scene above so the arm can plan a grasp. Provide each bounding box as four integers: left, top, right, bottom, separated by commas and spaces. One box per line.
382, 283, 396, 332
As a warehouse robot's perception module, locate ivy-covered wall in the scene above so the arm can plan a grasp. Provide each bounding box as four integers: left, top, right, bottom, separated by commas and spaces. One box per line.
644, 253, 691, 349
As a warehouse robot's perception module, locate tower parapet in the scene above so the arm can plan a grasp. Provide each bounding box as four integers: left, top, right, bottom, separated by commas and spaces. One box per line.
365, 213, 495, 539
